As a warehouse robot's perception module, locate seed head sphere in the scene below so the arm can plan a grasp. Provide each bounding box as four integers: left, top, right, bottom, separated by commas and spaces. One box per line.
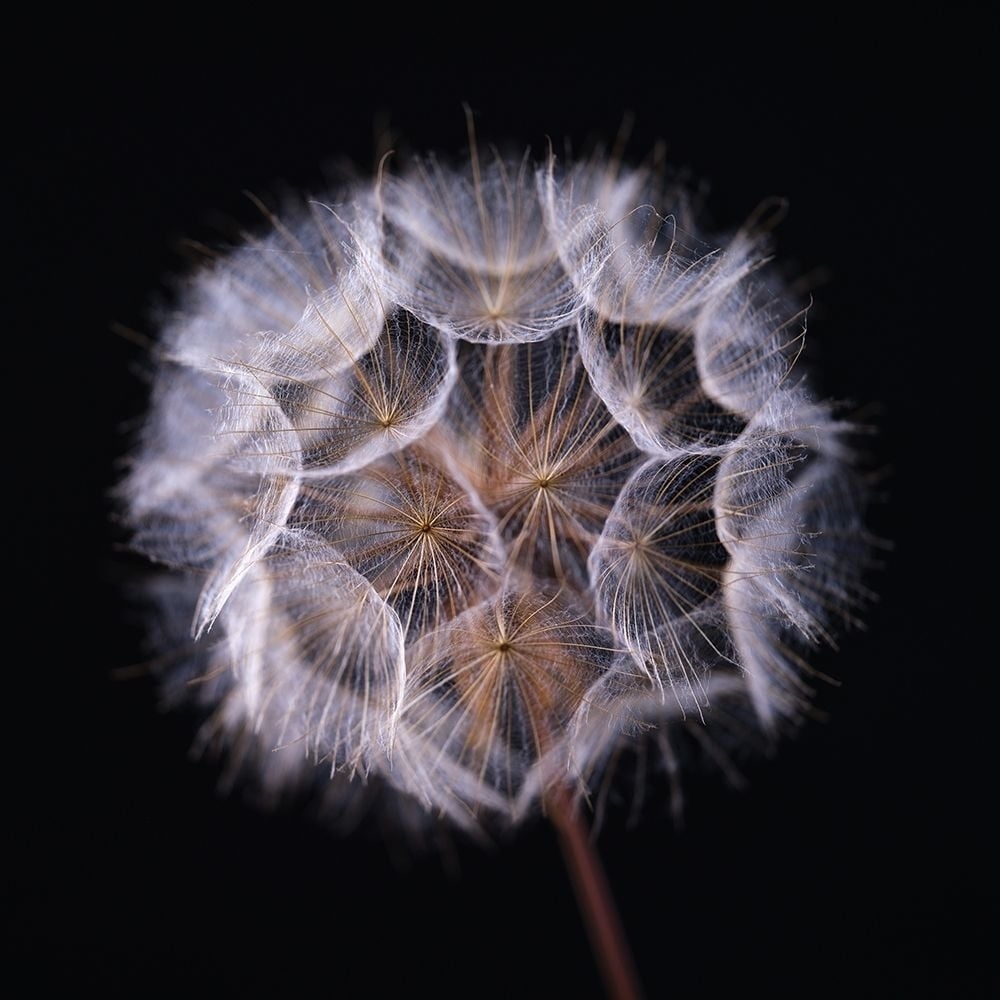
122, 146, 869, 830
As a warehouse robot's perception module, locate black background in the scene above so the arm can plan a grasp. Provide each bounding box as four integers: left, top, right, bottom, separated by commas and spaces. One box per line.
11, 15, 991, 998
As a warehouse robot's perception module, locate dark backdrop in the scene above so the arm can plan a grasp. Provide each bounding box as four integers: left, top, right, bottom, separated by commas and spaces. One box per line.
11, 15, 990, 998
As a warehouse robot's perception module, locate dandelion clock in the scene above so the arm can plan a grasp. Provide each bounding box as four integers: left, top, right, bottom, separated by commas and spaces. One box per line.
120, 134, 871, 999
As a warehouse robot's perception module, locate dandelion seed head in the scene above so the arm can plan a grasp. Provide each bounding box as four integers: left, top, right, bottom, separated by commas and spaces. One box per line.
122, 141, 870, 831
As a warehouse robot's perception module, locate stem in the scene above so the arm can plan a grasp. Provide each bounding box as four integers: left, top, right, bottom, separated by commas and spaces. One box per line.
548, 787, 644, 1000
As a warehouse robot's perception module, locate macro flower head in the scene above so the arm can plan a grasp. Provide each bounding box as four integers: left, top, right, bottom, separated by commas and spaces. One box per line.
122, 141, 869, 832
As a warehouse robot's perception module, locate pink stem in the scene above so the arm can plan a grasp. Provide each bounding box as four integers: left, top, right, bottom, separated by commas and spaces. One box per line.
548, 787, 644, 1000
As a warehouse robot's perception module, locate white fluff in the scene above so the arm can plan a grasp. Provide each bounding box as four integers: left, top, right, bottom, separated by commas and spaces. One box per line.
121, 144, 870, 830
